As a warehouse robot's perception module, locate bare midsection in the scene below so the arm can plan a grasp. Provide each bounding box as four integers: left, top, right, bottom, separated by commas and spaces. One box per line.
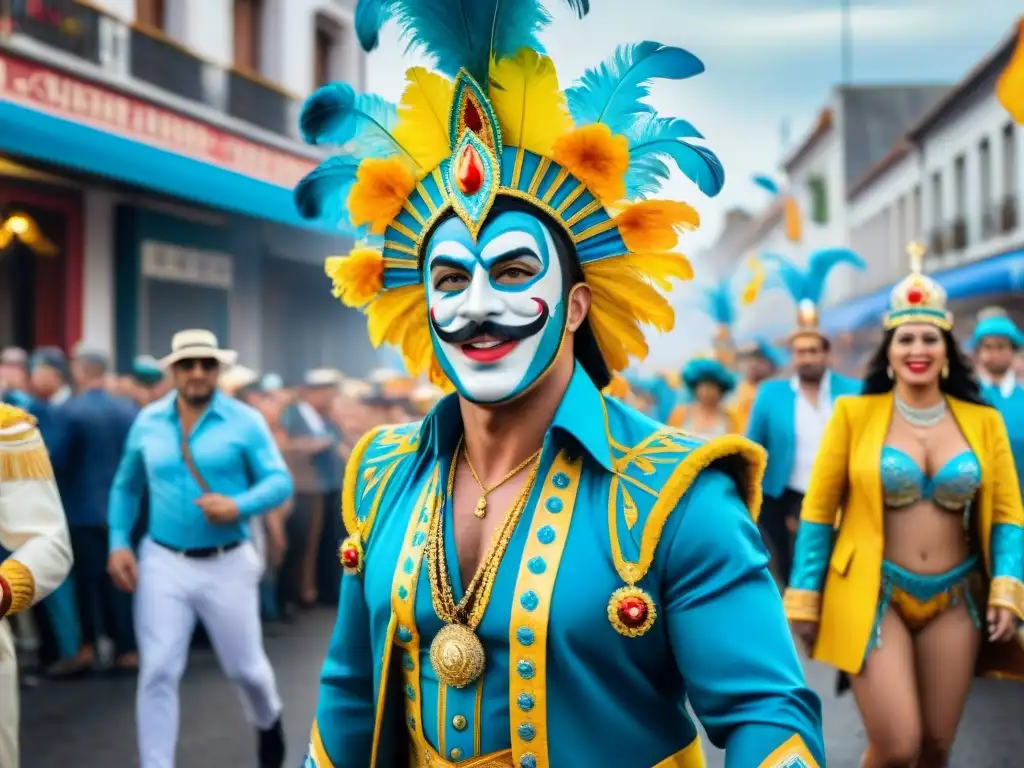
883, 501, 971, 574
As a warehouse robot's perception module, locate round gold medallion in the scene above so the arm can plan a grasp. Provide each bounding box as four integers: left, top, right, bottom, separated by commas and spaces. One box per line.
607, 585, 657, 638
429, 623, 485, 688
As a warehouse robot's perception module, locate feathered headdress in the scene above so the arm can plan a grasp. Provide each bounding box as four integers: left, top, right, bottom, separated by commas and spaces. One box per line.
752, 174, 802, 243
760, 247, 866, 339
296, 0, 724, 389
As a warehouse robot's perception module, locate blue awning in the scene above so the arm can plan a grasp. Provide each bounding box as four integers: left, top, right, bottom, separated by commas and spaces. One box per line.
0, 99, 336, 235
819, 248, 1024, 333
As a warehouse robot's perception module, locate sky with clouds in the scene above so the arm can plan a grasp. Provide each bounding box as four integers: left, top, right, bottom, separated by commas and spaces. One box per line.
363, 0, 1022, 370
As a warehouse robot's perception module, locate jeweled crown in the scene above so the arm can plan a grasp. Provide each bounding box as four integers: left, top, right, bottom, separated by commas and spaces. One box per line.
883, 242, 951, 331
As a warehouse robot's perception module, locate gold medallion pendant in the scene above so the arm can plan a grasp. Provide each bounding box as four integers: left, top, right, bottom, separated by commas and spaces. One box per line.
474, 495, 488, 519
607, 585, 657, 638
429, 623, 486, 688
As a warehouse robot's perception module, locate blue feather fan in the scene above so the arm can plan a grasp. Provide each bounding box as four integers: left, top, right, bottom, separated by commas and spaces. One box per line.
760, 248, 866, 305
353, 0, 590, 83
299, 83, 404, 160
624, 114, 724, 198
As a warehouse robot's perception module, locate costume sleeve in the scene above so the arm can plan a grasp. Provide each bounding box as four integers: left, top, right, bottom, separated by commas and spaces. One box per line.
985, 409, 1024, 619
305, 427, 389, 767
784, 397, 851, 622
306, 573, 376, 768
0, 414, 73, 618
109, 418, 148, 551
233, 411, 294, 518
662, 469, 825, 768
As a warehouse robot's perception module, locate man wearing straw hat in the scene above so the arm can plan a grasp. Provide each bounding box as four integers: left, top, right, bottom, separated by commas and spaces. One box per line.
107, 329, 294, 768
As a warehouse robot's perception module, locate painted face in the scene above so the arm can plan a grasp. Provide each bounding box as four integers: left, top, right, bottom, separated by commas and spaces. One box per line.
424, 210, 566, 404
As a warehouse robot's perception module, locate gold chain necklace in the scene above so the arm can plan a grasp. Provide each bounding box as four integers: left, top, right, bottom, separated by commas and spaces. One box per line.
426, 437, 542, 688
464, 443, 541, 518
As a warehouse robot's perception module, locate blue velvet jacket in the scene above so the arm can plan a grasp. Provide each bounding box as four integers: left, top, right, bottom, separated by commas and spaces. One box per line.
305, 365, 824, 768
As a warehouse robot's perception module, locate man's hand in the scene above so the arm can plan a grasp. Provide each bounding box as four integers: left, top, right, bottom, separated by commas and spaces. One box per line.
196, 494, 241, 524
107, 548, 138, 593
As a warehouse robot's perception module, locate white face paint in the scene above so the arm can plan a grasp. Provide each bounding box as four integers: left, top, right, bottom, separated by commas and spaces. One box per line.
425, 211, 567, 404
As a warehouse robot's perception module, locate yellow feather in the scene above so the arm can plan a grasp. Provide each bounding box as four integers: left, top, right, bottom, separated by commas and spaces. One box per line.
614, 200, 700, 252
600, 251, 693, 291
489, 48, 573, 157
552, 124, 630, 204
363, 286, 454, 392
741, 256, 765, 306
391, 67, 454, 173
324, 249, 384, 307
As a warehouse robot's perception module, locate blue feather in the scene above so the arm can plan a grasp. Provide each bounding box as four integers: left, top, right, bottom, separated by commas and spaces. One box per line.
760, 248, 865, 304
623, 114, 724, 198
566, 42, 704, 135
691, 279, 734, 326
299, 83, 407, 162
759, 252, 805, 302
752, 174, 779, 195
294, 156, 363, 231
805, 247, 866, 305
367, 0, 588, 84
355, 0, 391, 51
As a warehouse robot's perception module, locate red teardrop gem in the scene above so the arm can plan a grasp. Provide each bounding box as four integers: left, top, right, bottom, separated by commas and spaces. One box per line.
906, 287, 924, 305
617, 596, 649, 628
463, 98, 483, 133
455, 144, 485, 196
340, 546, 360, 569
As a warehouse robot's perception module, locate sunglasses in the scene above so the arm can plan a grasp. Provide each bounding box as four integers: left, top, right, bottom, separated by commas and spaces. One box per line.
174, 358, 219, 372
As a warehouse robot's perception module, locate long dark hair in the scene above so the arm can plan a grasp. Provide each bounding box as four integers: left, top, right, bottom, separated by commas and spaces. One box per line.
861, 327, 989, 406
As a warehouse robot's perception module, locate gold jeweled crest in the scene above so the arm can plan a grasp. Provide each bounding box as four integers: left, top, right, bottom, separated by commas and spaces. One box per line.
883, 242, 952, 330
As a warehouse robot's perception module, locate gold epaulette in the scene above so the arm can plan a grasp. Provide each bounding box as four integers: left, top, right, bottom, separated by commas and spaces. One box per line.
0, 402, 36, 430
0, 407, 55, 482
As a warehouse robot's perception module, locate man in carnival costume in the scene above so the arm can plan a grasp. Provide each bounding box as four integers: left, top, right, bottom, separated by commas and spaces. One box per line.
746, 248, 864, 584
296, 2, 824, 766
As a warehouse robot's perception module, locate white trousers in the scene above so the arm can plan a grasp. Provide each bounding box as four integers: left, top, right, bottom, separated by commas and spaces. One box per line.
0, 620, 18, 768
135, 538, 282, 768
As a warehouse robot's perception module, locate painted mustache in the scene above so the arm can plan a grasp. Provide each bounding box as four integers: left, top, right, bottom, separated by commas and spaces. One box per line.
431, 300, 550, 345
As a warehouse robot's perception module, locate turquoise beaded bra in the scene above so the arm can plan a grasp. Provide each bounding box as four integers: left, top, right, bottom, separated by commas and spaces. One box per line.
880, 446, 981, 511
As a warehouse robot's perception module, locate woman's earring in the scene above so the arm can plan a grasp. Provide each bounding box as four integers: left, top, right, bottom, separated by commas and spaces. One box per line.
886, 365, 893, 380
942, 361, 950, 380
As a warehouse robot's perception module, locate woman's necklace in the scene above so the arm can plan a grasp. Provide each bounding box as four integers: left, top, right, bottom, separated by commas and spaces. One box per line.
426, 438, 542, 688
464, 444, 542, 518
894, 393, 947, 428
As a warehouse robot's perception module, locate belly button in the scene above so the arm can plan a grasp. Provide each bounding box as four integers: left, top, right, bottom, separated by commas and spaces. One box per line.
919, 551, 929, 562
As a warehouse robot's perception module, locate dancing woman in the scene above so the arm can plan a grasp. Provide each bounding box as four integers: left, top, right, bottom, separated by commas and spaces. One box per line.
785, 245, 1024, 767
668, 356, 740, 438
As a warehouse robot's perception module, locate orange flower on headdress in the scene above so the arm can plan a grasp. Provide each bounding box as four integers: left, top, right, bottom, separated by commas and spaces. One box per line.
324, 249, 384, 307
552, 124, 630, 204
347, 157, 417, 235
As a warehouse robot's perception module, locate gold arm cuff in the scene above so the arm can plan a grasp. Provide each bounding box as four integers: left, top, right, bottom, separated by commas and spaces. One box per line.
783, 588, 821, 622
758, 733, 820, 767
988, 576, 1024, 621
0, 437, 55, 480
0, 559, 36, 617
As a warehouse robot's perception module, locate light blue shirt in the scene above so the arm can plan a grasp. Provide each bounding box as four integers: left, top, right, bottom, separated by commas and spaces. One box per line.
108, 390, 293, 551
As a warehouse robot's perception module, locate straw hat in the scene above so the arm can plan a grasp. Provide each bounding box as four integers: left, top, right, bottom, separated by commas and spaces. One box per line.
219, 364, 260, 394
159, 329, 237, 368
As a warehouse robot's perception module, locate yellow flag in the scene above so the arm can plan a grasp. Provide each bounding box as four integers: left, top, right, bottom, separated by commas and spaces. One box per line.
997, 17, 1024, 124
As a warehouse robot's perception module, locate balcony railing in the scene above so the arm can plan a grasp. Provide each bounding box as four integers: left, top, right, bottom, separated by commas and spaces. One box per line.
928, 228, 946, 257
949, 218, 967, 251
129, 27, 208, 106
982, 206, 998, 241
1, 0, 300, 141
1001, 194, 1019, 235
228, 70, 292, 137
1, 0, 103, 65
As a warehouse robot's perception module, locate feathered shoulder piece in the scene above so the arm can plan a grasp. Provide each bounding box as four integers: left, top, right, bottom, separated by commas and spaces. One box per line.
296, 0, 724, 387
760, 247, 866, 336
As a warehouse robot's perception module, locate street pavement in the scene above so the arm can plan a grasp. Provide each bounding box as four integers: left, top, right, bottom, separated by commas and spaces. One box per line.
19, 608, 1024, 767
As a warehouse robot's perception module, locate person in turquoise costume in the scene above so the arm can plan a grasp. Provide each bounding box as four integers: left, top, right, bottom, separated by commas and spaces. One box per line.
973, 309, 1024, 493
294, 1, 824, 766
746, 248, 864, 584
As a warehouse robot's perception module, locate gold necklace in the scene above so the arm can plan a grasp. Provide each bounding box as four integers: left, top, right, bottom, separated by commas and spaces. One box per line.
464, 443, 541, 518
426, 437, 541, 688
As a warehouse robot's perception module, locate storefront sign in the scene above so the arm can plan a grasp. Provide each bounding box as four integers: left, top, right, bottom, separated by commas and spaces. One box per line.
141, 241, 233, 289
0, 52, 314, 188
